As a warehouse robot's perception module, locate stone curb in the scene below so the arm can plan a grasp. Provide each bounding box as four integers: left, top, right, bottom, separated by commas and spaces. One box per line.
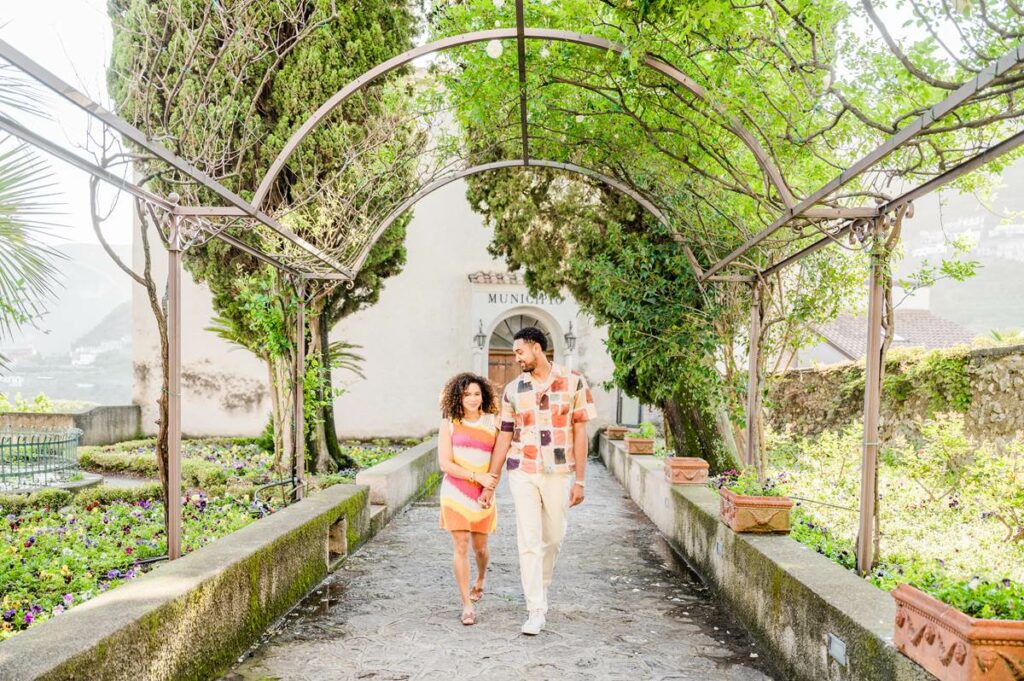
598, 435, 932, 681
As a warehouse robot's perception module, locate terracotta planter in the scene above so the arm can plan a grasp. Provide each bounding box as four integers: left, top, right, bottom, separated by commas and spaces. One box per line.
893, 584, 1024, 681
718, 487, 793, 533
624, 437, 655, 454
664, 457, 709, 485
605, 425, 629, 441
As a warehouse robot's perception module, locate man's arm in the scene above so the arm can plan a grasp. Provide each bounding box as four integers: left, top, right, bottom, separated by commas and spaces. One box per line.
479, 432, 511, 509
569, 421, 588, 507
489, 431, 513, 477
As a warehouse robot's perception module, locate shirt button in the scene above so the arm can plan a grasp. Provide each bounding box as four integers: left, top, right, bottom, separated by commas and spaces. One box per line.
544, 464, 554, 473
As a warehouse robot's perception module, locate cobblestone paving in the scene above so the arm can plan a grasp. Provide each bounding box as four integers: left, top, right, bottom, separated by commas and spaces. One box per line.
223, 460, 780, 681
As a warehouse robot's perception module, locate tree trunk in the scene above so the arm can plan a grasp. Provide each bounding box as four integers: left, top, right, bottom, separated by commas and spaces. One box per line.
662, 394, 740, 474
266, 360, 282, 472
318, 307, 356, 470
270, 356, 293, 474
306, 312, 334, 474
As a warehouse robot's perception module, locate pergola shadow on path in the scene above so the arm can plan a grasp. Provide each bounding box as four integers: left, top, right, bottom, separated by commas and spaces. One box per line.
1, 0, 1023, 573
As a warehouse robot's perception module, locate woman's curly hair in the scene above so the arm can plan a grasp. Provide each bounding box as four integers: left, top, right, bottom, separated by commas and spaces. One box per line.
440, 372, 498, 421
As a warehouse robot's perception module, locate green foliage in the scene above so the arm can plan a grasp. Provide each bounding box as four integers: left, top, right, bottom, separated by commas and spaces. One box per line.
636, 421, 657, 440
770, 413, 1024, 620
79, 439, 277, 488
710, 468, 787, 497
791, 510, 1024, 620
0, 66, 64, 369
0, 490, 254, 640
108, 0, 422, 463
0, 392, 53, 413
883, 349, 972, 413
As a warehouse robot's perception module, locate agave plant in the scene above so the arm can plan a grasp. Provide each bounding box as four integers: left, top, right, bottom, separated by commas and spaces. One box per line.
0, 64, 64, 369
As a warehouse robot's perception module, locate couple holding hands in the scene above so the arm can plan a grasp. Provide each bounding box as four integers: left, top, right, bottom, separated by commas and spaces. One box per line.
436, 326, 596, 634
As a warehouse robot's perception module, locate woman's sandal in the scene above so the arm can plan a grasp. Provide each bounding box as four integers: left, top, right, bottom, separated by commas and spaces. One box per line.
460, 609, 477, 626
469, 585, 484, 603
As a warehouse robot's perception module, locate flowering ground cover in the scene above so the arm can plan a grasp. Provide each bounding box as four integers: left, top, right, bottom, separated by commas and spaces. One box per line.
1, 491, 253, 640
0, 435, 421, 641
78, 437, 415, 486
761, 413, 1024, 620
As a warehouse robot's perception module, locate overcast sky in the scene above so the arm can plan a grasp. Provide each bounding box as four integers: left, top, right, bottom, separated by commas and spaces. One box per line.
2, 0, 131, 246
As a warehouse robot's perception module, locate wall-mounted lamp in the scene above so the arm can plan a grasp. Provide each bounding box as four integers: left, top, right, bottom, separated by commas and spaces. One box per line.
474, 320, 487, 350
564, 321, 577, 353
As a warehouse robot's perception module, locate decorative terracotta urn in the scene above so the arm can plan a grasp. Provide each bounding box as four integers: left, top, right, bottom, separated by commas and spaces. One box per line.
718, 487, 793, 533
605, 425, 629, 441
664, 457, 709, 485
624, 436, 655, 454
893, 584, 1024, 681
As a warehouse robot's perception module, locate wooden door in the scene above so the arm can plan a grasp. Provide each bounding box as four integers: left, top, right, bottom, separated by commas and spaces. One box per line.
488, 350, 519, 389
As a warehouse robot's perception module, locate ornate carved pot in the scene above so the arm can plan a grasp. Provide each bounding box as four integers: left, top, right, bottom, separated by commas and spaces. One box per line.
893, 584, 1024, 681
718, 487, 793, 533
664, 457, 709, 485
624, 436, 655, 454
605, 425, 628, 441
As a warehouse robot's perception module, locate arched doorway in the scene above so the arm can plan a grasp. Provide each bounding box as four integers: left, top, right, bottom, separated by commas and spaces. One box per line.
487, 313, 555, 386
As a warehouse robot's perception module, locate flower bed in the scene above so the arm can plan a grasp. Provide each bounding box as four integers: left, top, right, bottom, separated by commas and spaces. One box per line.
767, 414, 1024, 621
78, 437, 411, 486
0, 489, 254, 641
0, 435, 419, 641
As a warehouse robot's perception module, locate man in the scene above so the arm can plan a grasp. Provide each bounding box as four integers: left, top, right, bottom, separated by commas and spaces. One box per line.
479, 326, 597, 635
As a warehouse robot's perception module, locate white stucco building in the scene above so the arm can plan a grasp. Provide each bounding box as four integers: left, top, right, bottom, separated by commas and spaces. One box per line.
132, 180, 628, 438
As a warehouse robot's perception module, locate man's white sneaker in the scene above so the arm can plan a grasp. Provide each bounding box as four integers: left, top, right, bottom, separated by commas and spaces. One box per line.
521, 610, 546, 635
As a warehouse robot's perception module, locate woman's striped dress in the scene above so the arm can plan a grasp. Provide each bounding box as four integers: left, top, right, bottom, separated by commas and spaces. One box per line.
440, 413, 498, 534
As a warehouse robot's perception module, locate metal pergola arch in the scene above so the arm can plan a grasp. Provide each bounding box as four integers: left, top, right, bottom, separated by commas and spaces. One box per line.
349, 159, 671, 274
1, 3, 1023, 578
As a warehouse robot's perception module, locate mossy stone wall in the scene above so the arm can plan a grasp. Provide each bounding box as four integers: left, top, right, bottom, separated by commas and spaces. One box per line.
598, 436, 932, 681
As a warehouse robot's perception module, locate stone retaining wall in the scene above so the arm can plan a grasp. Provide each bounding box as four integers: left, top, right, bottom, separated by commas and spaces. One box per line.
0, 405, 142, 446
356, 437, 439, 521
767, 344, 1024, 441
598, 435, 931, 681
0, 439, 440, 681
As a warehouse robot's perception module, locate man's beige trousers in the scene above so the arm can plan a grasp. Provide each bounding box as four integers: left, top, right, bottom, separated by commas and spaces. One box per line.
507, 469, 572, 614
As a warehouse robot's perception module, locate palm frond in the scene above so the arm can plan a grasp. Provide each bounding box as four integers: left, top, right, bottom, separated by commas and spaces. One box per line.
0, 137, 64, 340
327, 339, 365, 379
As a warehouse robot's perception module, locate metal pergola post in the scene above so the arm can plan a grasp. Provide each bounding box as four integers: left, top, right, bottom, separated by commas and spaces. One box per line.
293, 279, 307, 501
166, 214, 183, 561
745, 282, 763, 472
856, 219, 885, 575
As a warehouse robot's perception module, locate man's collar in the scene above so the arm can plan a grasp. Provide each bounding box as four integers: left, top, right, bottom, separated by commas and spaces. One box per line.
524, 362, 565, 385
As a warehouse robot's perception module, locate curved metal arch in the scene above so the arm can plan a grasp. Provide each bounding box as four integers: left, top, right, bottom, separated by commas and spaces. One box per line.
348, 159, 670, 275
252, 28, 795, 210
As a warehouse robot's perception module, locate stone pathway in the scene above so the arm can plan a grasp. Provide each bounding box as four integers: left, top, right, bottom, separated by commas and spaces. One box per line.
223, 460, 780, 681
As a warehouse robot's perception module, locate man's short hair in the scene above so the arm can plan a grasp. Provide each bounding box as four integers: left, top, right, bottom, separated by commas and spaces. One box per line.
513, 326, 548, 351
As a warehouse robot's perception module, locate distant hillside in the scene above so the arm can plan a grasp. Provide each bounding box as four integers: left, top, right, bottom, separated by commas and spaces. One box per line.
1, 242, 131, 355
72, 301, 131, 349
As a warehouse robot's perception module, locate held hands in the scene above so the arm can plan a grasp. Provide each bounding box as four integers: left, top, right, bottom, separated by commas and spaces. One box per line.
479, 488, 495, 509
569, 482, 585, 507
476, 472, 498, 490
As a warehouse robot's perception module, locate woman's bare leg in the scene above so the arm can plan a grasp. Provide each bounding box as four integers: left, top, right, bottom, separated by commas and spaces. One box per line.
471, 531, 489, 595
451, 530, 473, 614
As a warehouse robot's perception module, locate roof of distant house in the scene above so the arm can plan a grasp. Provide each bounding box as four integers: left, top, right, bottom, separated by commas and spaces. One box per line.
813, 310, 975, 360
467, 271, 524, 285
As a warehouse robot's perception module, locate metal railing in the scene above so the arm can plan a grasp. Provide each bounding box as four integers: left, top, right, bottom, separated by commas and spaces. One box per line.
0, 427, 83, 492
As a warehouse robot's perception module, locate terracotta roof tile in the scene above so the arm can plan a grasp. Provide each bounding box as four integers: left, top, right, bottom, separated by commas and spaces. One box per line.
467, 271, 524, 285
813, 310, 974, 359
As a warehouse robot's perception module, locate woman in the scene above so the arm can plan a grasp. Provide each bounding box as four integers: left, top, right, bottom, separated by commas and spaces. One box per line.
438, 372, 499, 626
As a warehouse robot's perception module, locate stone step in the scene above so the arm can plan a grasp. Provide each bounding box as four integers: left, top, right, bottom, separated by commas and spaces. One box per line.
369, 504, 388, 536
